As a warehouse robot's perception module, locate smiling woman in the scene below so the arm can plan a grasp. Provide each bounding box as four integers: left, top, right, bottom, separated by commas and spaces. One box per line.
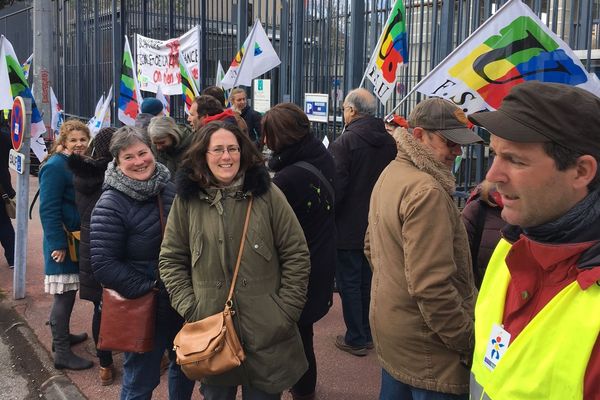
38, 119, 93, 371
90, 126, 196, 399
159, 121, 312, 399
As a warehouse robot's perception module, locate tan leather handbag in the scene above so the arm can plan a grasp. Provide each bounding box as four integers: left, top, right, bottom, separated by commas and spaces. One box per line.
173, 197, 252, 380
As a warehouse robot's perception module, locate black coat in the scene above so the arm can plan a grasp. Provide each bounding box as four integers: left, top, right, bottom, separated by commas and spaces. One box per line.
68, 155, 110, 303
240, 105, 262, 146
269, 133, 336, 325
0, 122, 15, 199
328, 116, 397, 249
90, 181, 176, 321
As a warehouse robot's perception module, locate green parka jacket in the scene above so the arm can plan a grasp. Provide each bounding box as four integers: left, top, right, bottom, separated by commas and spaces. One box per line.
159, 165, 310, 393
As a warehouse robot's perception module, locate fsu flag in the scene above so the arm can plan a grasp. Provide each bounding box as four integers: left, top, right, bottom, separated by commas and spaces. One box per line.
365, 0, 408, 104
414, 0, 600, 114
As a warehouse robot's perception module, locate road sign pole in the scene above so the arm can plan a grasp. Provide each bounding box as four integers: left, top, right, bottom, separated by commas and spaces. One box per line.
13, 98, 31, 300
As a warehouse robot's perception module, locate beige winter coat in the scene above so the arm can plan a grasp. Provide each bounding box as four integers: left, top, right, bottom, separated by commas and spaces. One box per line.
365, 128, 476, 394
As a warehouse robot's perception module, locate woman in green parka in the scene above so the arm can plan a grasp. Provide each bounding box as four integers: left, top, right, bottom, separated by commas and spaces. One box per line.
159, 121, 311, 399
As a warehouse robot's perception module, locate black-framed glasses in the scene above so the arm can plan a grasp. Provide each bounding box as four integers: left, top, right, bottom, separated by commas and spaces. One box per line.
206, 146, 241, 156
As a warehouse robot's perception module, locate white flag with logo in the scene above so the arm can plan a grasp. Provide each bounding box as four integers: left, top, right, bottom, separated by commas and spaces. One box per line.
221, 20, 281, 89
90, 86, 112, 137
50, 86, 64, 137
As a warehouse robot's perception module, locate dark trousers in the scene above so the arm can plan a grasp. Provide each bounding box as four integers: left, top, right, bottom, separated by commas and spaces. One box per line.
336, 249, 372, 347
200, 384, 281, 400
0, 206, 14, 266
91, 301, 114, 368
291, 323, 317, 396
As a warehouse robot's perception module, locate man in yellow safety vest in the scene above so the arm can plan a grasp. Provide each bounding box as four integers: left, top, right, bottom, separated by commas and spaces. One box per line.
468, 81, 600, 400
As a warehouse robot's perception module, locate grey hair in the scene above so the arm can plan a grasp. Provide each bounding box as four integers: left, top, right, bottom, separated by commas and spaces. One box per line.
147, 116, 181, 146
229, 87, 246, 102
344, 88, 377, 116
109, 126, 152, 162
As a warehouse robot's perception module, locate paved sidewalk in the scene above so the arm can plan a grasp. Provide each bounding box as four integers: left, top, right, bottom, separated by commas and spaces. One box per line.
0, 173, 381, 399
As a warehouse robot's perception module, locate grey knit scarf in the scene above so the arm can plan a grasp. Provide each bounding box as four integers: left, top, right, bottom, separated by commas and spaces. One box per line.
103, 160, 171, 201
524, 188, 600, 243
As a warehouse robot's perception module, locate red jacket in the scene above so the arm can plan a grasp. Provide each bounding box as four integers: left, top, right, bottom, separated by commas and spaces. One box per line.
502, 234, 600, 399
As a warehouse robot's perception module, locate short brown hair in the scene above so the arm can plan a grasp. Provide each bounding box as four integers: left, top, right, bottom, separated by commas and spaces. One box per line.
201, 86, 226, 106
193, 95, 224, 118
181, 121, 263, 187
262, 103, 310, 153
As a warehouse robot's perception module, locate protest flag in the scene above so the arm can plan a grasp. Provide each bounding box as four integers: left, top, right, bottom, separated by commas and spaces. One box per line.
179, 53, 199, 115
216, 60, 230, 106
412, 0, 600, 115
118, 36, 143, 126
364, 0, 408, 104
156, 85, 170, 116
90, 86, 112, 137
0, 35, 47, 160
22, 53, 33, 80
50, 86, 64, 138
221, 20, 281, 89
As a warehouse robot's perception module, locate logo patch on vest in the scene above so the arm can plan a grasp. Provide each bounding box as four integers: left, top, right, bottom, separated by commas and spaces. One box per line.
484, 324, 511, 371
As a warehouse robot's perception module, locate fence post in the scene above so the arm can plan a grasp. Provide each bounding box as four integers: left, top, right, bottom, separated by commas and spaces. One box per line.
437, 0, 455, 64
347, 0, 365, 91
291, 0, 304, 105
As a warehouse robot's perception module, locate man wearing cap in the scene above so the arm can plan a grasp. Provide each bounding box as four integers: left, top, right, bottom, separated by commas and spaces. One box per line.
329, 88, 397, 357
467, 81, 600, 400
366, 97, 482, 399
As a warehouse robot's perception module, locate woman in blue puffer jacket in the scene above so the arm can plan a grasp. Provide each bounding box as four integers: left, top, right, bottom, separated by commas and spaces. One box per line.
90, 126, 194, 400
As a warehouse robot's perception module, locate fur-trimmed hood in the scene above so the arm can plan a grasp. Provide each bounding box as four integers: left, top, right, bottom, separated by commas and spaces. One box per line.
68, 154, 111, 196
175, 164, 271, 200
392, 128, 456, 195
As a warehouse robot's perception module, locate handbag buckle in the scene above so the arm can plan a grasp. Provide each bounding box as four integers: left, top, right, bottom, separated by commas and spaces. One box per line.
225, 299, 233, 309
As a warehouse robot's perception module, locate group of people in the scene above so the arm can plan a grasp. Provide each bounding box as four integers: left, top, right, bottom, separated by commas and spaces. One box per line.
5, 78, 597, 400
331, 83, 600, 400
34, 87, 337, 400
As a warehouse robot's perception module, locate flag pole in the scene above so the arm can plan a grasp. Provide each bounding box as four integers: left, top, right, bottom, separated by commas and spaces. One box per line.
231, 19, 260, 89
385, 0, 518, 119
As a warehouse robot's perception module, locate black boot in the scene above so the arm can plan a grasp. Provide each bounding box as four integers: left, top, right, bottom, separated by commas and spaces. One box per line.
50, 292, 93, 371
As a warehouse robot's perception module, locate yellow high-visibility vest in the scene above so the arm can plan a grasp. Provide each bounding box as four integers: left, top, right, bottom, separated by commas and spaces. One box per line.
471, 239, 600, 400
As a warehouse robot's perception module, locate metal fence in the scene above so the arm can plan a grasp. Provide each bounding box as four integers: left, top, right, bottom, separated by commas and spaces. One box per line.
2, 0, 600, 191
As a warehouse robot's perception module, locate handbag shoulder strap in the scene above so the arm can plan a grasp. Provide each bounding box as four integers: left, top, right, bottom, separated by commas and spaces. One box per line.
292, 161, 335, 202
226, 196, 253, 307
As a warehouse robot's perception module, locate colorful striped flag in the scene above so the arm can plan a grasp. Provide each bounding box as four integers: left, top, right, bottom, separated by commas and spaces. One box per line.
414, 0, 600, 114
179, 53, 199, 115
0, 35, 47, 160
118, 36, 143, 126
365, 0, 408, 104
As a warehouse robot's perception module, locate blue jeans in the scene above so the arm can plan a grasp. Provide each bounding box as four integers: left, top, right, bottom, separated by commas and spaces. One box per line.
336, 249, 372, 347
120, 311, 195, 400
380, 369, 468, 400
200, 384, 281, 400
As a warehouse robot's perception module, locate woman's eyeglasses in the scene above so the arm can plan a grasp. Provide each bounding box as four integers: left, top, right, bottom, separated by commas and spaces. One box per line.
207, 146, 241, 156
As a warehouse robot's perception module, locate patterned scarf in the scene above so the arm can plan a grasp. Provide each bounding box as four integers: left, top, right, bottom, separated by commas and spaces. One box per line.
103, 161, 171, 201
